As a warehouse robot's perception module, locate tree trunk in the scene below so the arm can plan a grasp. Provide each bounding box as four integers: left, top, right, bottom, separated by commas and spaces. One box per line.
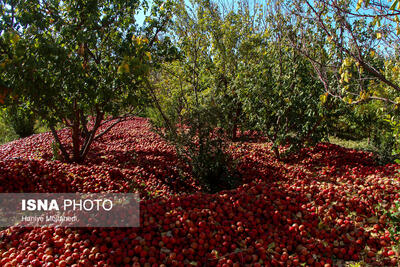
71, 119, 81, 163
231, 123, 237, 141
71, 102, 81, 163
49, 124, 70, 162
79, 111, 103, 161
273, 146, 280, 159
231, 105, 242, 141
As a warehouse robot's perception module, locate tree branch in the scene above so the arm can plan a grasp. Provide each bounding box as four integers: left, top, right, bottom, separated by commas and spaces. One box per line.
95, 116, 128, 140
49, 124, 70, 162
79, 109, 103, 161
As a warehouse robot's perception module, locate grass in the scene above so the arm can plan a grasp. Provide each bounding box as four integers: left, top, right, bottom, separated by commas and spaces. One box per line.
329, 135, 399, 165
35, 122, 50, 134
0, 119, 18, 144
328, 135, 372, 151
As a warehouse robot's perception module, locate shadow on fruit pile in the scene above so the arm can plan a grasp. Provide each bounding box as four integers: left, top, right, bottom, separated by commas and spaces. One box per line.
0, 117, 399, 266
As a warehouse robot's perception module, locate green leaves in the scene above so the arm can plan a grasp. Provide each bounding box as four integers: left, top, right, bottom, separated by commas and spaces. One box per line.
320, 93, 328, 104
0, 0, 170, 162
383, 201, 400, 246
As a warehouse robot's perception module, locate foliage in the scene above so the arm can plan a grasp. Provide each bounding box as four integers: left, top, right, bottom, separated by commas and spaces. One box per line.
147, 0, 246, 191
327, 99, 398, 162
0, 0, 171, 163
384, 201, 400, 258
149, 57, 239, 192
0, 114, 17, 144
153, 103, 239, 192
386, 114, 400, 163
150, 0, 328, 162
1, 104, 35, 138
238, 31, 327, 158
269, 0, 400, 161
286, 0, 400, 104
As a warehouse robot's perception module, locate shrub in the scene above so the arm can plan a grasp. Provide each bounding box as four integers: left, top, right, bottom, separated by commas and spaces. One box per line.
0, 116, 17, 144
1, 105, 35, 138
371, 128, 396, 163
384, 201, 400, 261
151, 103, 240, 193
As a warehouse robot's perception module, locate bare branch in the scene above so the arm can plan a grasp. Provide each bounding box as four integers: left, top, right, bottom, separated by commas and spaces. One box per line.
95, 116, 129, 140
49, 124, 70, 162
79, 110, 104, 160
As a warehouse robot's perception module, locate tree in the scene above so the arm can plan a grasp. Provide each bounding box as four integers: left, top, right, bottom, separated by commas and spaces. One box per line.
154, 0, 269, 140
284, 0, 400, 105
0, 0, 171, 163
150, 0, 327, 164
278, 0, 400, 158
147, 0, 254, 190
238, 6, 327, 158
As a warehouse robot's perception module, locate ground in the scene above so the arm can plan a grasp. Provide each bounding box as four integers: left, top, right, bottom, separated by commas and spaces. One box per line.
0, 117, 399, 266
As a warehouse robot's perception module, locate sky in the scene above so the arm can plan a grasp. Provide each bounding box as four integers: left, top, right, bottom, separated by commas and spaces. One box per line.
134, 0, 244, 26
135, 4, 150, 26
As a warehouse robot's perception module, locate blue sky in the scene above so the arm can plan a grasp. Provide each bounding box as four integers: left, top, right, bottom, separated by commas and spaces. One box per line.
135, 4, 150, 26
134, 0, 238, 26
134, 0, 253, 26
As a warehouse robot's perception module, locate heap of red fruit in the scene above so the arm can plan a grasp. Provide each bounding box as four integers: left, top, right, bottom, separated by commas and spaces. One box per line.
0, 117, 399, 266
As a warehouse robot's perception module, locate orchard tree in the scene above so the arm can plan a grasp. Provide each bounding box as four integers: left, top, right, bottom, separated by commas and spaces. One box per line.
147, 0, 261, 190
284, 0, 400, 105
151, 0, 327, 164
278, 0, 400, 157
191, 0, 265, 140
235, 3, 328, 158
0, 0, 172, 163
153, 0, 269, 140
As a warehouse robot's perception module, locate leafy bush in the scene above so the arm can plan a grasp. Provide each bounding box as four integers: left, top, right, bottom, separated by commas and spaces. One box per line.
384, 201, 400, 259
327, 101, 399, 164
385, 114, 400, 163
239, 43, 327, 158
1, 105, 35, 138
371, 128, 396, 163
0, 117, 18, 144
151, 102, 240, 193
327, 102, 374, 141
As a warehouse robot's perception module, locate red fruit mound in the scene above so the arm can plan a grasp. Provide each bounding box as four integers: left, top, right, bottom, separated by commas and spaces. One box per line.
0, 117, 399, 266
